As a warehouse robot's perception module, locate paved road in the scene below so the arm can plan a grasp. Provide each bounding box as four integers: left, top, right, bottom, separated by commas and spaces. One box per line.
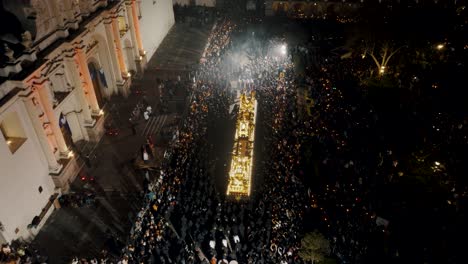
32, 22, 212, 263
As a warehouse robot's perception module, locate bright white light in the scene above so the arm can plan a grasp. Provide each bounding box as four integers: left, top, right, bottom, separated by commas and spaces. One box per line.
436, 44, 444, 50
434, 161, 440, 166
280, 44, 287, 55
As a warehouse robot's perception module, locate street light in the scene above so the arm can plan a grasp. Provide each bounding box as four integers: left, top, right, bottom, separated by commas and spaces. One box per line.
436, 44, 444, 50
280, 44, 287, 55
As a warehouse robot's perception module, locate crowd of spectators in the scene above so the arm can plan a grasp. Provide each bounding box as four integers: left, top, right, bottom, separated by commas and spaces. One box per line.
1, 242, 48, 264
68, 3, 467, 263
13, 7, 465, 264
289, 20, 468, 261
112, 17, 316, 264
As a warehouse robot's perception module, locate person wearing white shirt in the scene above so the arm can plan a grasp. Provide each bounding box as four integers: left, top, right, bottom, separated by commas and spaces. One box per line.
143, 150, 149, 163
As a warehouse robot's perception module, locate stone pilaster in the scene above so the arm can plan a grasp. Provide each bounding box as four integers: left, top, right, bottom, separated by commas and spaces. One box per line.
63, 55, 96, 127
126, 0, 147, 72
23, 93, 63, 174
75, 47, 101, 114
104, 16, 130, 96
111, 17, 129, 75
36, 81, 69, 157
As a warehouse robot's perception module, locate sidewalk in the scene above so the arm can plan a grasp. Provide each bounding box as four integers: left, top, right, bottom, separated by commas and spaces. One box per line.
31, 23, 211, 263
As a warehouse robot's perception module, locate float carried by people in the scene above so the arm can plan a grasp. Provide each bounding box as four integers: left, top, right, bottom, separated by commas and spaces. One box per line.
226, 91, 257, 199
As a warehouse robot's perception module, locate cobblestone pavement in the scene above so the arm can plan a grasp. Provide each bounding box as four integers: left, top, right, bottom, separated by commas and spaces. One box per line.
32, 23, 211, 263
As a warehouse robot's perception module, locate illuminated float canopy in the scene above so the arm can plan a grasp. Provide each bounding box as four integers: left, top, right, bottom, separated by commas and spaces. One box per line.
227, 91, 257, 198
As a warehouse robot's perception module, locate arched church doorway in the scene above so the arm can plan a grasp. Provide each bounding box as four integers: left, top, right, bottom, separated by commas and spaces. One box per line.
87, 61, 107, 108
59, 113, 73, 150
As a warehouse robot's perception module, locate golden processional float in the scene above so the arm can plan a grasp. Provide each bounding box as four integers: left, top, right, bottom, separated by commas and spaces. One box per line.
226, 91, 257, 199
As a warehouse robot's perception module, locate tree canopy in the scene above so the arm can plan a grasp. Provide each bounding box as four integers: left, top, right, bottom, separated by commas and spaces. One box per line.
298, 231, 331, 263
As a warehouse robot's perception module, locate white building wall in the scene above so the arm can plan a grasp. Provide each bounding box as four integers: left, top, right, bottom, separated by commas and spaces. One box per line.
140, 0, 175, 59
0, 100, 55, 242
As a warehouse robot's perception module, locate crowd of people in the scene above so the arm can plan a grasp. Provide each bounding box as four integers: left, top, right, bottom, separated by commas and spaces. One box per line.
8, 6, 463, 264
113, 17, 316, 264
288, 18, 468, 262
0, 242, 48, 264
110, 11, 468, 262
290, 37, 397, 262
119, 19, 240, 264
67, 15, 392, 264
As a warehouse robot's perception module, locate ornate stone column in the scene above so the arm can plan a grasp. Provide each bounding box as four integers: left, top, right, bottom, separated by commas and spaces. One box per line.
23, 93, 63, 174
63, 55, 95, 127
111, 17, 128, 75
125, 0, 146, 72
104, 17, 124, 81
127, 0, 144, 54
36, 81, 69, 156
104, 15, 128, 93
75, 46, 100, 114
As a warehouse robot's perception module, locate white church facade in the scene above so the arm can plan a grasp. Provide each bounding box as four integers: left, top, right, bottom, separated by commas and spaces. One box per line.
0, 0, 174, 243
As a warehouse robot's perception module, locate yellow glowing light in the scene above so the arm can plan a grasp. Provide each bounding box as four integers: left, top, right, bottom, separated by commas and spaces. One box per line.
434, 161, 440, 166
379, 66, 386, 74
226, 92, 257, 198
436, 44, 444, 50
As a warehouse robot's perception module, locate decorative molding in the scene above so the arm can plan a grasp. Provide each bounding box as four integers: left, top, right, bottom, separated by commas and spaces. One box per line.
18, 90, 34, 98
86, 40, 99, 53
63, 109, 84, 116
0, 60, 23, 78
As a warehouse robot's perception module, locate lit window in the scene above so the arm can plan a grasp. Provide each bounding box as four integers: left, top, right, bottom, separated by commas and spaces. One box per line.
1, 112, 27, 154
